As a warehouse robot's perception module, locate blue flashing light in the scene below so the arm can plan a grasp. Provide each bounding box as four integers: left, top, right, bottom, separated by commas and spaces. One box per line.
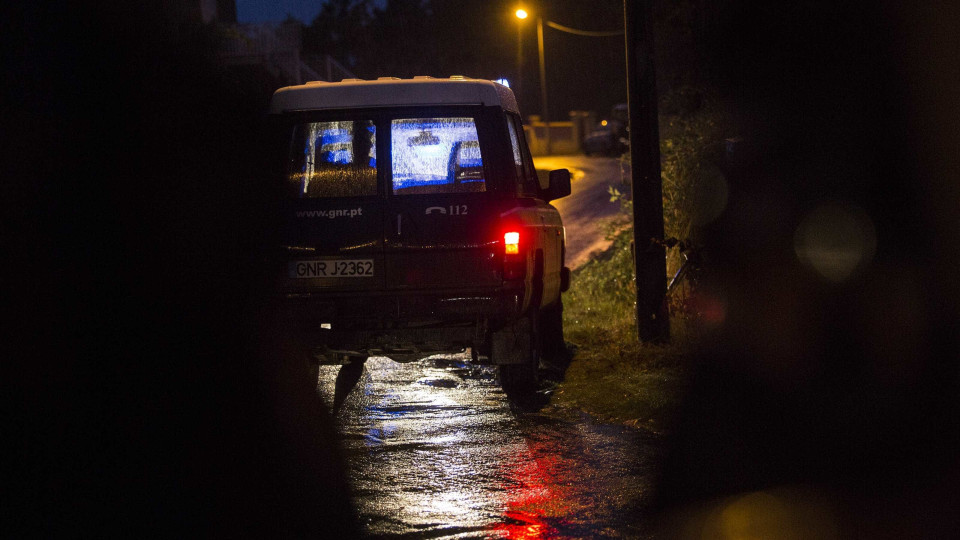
495, 78, 510, 88
319, 129, 351, 147
323, 149, 352, 164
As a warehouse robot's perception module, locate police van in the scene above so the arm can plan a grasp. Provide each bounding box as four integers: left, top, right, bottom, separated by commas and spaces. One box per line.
268, 76, 571, 393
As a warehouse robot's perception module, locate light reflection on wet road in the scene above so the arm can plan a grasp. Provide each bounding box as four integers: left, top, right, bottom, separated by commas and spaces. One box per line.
317, 355, 660, 538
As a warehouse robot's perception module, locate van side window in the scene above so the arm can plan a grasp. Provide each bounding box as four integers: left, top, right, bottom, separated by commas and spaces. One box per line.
506, 116, 525, 186
286, 120, 377, 198
391, 117, 486, 195
508, 115, 540, 196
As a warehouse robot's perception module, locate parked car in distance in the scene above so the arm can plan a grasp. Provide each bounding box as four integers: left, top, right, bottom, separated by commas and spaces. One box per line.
582, 124, 628, 157
267, 76, 572, 394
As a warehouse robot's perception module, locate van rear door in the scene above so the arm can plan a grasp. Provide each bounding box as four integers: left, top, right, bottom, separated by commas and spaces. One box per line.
383, 112, 503, 292
279, 116, 386, 292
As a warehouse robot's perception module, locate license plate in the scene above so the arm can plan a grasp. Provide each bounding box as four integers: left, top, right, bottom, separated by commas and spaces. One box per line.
290, 259, 374, 278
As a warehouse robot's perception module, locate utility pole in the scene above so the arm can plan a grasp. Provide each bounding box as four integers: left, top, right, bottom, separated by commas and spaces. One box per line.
537, 17, 551, 155
516, 21, 523, 96
624, 0, 669, 342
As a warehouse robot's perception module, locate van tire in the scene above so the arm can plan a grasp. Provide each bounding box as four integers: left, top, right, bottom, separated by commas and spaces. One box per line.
498, 312, 540, 395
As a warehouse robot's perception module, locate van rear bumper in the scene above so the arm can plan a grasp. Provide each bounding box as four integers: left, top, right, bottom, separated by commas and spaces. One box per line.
277, 283, 524, 328
276, 284, 526, 362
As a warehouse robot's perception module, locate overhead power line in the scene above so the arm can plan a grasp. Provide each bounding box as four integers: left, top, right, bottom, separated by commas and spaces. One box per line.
545, 21, 623, 37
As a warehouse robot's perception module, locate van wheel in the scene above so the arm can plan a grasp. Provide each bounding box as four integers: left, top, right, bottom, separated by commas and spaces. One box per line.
499, 312, 540, 395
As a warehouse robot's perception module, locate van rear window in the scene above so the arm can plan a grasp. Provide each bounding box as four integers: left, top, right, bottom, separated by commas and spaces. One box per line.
286, 120, 377, 198
391, 117, 485, 195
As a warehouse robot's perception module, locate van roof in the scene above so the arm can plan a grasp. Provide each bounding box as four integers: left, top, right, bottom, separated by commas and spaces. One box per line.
268, 76, 519, 115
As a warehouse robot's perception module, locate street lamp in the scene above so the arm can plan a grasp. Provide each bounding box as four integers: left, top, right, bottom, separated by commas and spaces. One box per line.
514, 7, 551, 154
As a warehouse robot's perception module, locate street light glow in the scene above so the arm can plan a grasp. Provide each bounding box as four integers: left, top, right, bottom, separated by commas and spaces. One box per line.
515, 9, 528, 20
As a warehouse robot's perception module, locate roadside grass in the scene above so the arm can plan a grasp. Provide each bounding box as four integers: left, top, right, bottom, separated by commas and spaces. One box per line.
542, 87, 723, 430
549, 229, 691, 432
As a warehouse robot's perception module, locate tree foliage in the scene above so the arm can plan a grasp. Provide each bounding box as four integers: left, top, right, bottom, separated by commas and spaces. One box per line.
302, 0, 511, 80
299, 0, 626, 119
302, 0, 373, 69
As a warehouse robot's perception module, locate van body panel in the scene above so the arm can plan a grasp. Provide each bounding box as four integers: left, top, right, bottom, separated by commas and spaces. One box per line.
384, 193, 502, 291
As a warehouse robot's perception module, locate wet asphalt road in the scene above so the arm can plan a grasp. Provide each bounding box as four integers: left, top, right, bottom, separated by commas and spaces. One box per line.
317, 355, 661, 539
533, 155, 627, 269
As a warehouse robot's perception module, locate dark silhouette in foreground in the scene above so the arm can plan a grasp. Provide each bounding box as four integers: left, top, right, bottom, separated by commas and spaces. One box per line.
651, 2, 960, 537
4, 5, 358, 536
334, 358, 368, 413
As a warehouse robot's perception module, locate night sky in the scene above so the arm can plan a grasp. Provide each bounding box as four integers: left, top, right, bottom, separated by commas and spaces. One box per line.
235, 0, 324, 23
233, 0, 628, 121
236, 0, 386, 24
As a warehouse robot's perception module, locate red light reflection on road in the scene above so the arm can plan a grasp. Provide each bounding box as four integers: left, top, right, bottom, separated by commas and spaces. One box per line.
491, 442, 574, 539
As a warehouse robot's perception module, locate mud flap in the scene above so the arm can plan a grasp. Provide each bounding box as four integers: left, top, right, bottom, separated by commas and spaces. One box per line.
490, 316, 532, 365
493, 250, 542, 365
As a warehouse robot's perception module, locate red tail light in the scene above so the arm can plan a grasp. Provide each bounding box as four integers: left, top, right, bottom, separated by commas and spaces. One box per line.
503, 230, 524, 280
504, 231, 520, 255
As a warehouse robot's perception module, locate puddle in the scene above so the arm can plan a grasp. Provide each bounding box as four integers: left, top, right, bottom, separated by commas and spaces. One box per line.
318, 356, 661, 538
